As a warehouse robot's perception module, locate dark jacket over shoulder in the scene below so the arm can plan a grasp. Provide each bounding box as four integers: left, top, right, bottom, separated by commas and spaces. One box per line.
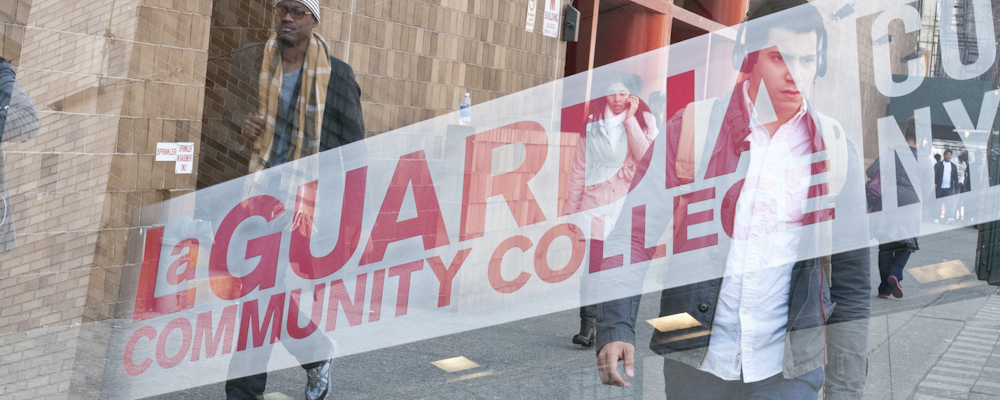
320, 55, 366, 149
222, 43, 365, 154
867, 146, 921, 250
934, 160, 959, 191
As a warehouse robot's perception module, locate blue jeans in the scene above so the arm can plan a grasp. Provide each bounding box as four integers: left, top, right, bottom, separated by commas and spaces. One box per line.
663, 359, 824, 399
878, 242, 912, 296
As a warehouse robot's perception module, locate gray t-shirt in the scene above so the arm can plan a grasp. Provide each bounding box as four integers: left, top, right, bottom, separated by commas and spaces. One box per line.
269, 68, 302, 167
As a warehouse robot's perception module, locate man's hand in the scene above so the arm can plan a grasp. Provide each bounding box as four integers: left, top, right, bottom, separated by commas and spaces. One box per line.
291, 211, 313, 237
241, 113, 265, 138
597, 341, 635, 387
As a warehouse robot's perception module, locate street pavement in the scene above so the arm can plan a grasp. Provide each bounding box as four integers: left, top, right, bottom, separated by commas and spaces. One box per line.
150, 226, 1000, 399
864, 226, 1000, 400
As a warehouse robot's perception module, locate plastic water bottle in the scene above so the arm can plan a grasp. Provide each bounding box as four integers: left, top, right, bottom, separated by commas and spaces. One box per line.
460, 93, 472, 126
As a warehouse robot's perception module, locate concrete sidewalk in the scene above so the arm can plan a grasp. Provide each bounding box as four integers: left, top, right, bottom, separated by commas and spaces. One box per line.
865, 225, 1000, 400
908, 293, 1000, 400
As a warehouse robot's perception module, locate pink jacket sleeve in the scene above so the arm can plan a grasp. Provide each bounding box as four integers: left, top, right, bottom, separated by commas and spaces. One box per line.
566, 132, 588, 215
566, 112, 657, 215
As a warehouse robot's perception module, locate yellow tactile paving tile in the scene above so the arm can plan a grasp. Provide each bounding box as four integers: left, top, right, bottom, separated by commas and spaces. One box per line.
646, 312, 702, 332
431, 356, 480, 373
908, 260, 972, 284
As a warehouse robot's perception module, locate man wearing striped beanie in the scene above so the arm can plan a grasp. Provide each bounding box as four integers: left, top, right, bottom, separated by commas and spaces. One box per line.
224, 1, 365, 399
239, 0, 365, 172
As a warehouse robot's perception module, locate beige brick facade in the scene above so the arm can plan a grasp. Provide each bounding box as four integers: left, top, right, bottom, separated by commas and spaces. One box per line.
0, 0, 566, 397
1, 0, 212, 398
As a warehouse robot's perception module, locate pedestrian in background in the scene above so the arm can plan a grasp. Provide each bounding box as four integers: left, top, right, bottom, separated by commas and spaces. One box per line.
567, 71, 658, 347
220, 0, 365, 398
957, 151, 969, 193
956, 151, 970, 221
867, 117, 920, 299
935, 149, 958, 222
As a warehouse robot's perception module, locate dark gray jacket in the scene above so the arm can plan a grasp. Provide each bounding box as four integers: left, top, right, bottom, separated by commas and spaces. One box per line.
220, 43, 365, 163
934, 160, 959, 191
199, 43, 365, 188
867, 146, 920, 250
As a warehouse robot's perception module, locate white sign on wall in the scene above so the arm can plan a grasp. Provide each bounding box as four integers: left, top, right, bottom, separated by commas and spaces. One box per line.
542, 0, 561, 38
156, 142, 195, 173
526, 0, 537, 32
176, 142, 194, 174
155, 143, 178, 161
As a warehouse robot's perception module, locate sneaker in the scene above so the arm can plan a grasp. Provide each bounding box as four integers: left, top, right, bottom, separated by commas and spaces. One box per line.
305, 357, 333, 400
877, 294, 890, 299
888, 276, 903, 298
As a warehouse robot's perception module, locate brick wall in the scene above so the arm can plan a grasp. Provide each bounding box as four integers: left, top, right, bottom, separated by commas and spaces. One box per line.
0, 0, 214, 398
0, 0, 29, 64
345, 0, 566, 136
0, 0, 567, 397
197, 0, 567, 188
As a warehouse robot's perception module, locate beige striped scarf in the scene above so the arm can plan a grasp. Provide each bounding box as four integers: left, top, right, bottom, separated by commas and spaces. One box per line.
249, 32, 332, 173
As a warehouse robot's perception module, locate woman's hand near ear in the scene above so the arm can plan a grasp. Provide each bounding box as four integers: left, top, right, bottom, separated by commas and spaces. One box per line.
625, 96, 639, 120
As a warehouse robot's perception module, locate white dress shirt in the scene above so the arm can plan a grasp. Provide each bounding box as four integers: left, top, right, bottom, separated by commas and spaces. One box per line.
941, 161, 953, 189
698, 82, 815, 382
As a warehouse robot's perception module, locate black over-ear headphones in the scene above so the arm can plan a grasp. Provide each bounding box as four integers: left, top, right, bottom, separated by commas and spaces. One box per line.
731, 1, 829, 77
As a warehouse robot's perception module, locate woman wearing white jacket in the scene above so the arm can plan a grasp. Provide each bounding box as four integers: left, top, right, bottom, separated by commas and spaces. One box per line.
568, 71, 659, 347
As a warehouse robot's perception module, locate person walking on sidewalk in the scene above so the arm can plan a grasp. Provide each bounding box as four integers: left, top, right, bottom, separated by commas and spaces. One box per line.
935, 149, 959, 222
593, 1, 871, 398
867, 117, 921, 299
567, 71, 658, 347
219, 0, 365, 399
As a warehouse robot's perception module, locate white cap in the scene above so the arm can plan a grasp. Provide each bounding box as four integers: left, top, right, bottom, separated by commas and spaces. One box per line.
273, 0, 321, 22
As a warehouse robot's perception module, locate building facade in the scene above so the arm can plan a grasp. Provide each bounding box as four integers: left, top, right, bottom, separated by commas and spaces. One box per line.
3, 0, 997, 399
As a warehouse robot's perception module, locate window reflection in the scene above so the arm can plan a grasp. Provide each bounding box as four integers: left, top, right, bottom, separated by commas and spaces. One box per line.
2, 1, 1000, 399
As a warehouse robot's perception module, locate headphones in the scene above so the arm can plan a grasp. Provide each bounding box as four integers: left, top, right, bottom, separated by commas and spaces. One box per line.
731, 1, 829, 77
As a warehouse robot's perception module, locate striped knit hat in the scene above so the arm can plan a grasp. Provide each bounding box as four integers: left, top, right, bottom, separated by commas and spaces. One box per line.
273, 0, 321, 22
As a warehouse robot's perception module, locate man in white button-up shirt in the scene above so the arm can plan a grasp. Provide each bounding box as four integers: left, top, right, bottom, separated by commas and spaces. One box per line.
698, 78, 817, 383
935, 150, 959, 221
594, 1, 871, 399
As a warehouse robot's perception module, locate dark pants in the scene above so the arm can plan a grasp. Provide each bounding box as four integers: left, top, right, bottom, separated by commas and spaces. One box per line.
663, 358, 824, 399
878, 242, 912, 296
580, 241, 598, 337
225, 208, 333, 399
225, 360, 326, 400
224, 295, 332, 399
580, 305, 597, 328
